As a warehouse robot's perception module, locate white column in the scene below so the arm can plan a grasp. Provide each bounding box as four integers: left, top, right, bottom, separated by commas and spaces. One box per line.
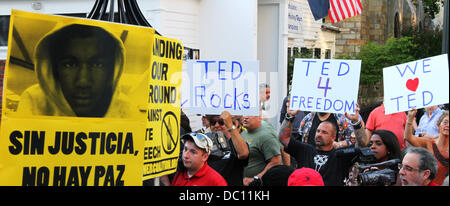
258, 0, 288, 130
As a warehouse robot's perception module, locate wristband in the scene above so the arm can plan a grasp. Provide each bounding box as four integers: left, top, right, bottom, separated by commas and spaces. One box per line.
228, 125, 236, 132
352, 119, 362, 130
285, 113, 295, 122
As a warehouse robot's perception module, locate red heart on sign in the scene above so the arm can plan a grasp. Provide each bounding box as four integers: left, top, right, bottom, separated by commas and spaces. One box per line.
406, 78, 419, 92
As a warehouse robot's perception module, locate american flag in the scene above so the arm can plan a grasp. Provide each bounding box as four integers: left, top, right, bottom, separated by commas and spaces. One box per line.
328, 0, 363, 23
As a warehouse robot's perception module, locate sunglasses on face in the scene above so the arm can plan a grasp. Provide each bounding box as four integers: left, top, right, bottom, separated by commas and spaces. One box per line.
210, 118, 224, 126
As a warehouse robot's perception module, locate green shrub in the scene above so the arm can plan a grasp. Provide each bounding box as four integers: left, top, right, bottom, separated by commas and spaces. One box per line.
401, 24, 443, 60
358, 37, 417, 84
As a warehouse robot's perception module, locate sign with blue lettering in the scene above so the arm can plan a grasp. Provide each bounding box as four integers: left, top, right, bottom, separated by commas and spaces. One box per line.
181, 60, 260, 115
383, 54, 449, 114
289, 58, 361, 114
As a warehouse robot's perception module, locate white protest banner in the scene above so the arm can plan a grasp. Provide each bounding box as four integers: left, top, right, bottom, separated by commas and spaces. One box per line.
289, 58, 361, 114
383, 54, 449, 114
181, 60, 260, 115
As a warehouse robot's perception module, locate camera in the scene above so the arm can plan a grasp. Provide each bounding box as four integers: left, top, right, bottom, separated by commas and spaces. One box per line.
346, 158, 401, 186
338, 147, 400, 186
358, 168, 397, 186
357, 159, 401, 186
335, 147, 377, 164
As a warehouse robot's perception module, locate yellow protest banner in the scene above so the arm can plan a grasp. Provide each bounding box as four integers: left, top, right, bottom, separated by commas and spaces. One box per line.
0, 118, 145, 186
144, 35, 183, 180
0, 10, 182, 185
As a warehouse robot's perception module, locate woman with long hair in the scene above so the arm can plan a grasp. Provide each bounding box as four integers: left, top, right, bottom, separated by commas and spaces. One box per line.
369, 130, 402, 162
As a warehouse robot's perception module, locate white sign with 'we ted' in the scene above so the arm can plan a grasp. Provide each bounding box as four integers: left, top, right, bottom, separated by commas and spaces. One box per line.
383, 54, 449, 115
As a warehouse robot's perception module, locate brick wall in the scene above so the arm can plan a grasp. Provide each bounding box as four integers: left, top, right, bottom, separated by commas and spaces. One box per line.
334, 0, 391, 57
334, 0, 422, 58
334, 17, 363, 57
332, 0, 391, 108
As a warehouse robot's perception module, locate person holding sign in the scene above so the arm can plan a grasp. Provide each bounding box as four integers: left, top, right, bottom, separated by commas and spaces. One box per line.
278, 102, 368, 186
298, 112, 359, 149
203, 111, 249, 186
404, 108, 448, 185
17, 24, 139, 118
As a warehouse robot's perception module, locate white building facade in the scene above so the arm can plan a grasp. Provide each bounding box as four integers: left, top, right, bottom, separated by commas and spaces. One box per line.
287, 0, 337, 59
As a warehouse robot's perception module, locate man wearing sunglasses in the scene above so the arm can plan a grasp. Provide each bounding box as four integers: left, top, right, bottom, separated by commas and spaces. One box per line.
204, 112, 249, 186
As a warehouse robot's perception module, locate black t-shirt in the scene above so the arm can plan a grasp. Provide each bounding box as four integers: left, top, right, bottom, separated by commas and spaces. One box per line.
208, 138, 249, 186
285, 139, 354, 186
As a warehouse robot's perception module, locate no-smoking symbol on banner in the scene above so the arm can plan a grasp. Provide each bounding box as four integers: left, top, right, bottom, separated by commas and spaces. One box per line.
161, 111, 179, 155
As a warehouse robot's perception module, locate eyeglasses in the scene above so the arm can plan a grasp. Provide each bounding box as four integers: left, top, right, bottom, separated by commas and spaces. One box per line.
441, 120, 449, 126
398, 163, 420, 173
210, 118, 224, 126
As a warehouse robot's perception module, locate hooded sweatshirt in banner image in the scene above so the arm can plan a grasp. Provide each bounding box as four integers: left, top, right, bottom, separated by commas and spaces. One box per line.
16, 24, 141, 119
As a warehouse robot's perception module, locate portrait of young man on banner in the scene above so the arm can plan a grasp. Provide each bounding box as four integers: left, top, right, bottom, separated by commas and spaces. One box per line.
19, 24, 131, 118
0, 10, 163, 186
4, 12, 150, 119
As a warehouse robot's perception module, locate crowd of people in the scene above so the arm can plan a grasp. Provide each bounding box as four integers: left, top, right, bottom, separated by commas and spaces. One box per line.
166, 85, 449, 186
